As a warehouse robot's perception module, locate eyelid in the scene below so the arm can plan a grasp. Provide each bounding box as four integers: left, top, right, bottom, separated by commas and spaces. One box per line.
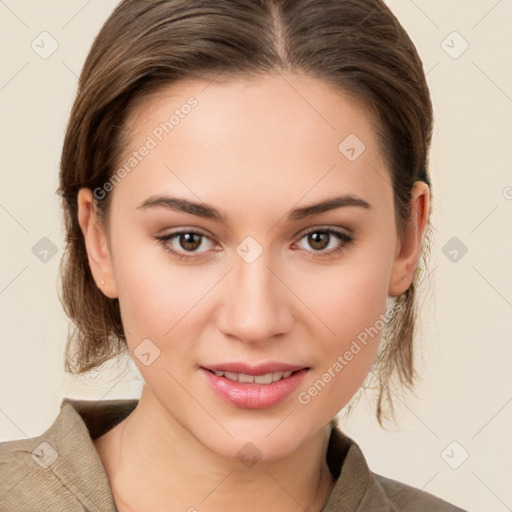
156, 225, 353, 260
155, 228, 219, 259
157, 226, 215, 243
293, 226, 353, 255
298, 225, 352, 237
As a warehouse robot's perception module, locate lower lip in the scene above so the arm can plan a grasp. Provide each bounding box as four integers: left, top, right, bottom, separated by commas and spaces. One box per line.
200, 368, 309, 409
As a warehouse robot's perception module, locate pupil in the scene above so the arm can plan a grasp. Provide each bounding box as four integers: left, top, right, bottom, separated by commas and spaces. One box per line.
180, 233, 201, 251
309, 232, 329, 250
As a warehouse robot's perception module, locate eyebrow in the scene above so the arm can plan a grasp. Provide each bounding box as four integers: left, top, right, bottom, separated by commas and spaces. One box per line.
136, 194, 371, 222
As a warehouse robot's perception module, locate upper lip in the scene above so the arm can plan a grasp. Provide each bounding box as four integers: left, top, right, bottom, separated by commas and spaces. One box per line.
201, 362, 309, 375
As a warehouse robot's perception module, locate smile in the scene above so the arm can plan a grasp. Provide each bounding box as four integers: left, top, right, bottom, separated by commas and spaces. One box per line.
207, 369, 296, 384
200, 366, 309, 409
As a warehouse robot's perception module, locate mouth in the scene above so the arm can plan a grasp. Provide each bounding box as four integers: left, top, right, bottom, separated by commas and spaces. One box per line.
200, 362, 310, 409
203, 367, 303, 385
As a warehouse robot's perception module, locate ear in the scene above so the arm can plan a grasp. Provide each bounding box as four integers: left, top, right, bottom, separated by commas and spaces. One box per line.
77, 188, 118, 299
388, 181, 430, 297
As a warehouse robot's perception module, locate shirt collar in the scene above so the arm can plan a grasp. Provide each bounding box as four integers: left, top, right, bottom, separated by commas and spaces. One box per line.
48, 397, 378, 511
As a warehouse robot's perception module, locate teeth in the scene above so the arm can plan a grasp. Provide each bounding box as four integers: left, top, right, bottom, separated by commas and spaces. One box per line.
212, 370, 295, 383
254, 373, 273, 384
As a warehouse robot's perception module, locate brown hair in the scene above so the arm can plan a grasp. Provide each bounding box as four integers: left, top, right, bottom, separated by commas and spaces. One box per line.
57, 0, 433, 426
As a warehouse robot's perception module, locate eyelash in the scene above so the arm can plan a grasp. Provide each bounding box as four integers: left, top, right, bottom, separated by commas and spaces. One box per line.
155, 227, 354, 261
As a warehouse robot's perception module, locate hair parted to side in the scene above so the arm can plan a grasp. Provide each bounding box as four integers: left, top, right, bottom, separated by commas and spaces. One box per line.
57, 0, 433, 426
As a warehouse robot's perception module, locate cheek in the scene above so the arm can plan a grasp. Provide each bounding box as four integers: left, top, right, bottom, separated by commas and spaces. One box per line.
310, 266, 388, 376
109, 229, 192, 342
293, 250, 393, 346
110, 230, 228, 373
292, 245, 394, 415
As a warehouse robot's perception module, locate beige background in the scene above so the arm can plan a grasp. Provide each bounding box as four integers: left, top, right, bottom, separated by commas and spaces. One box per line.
1, 1, 511, 511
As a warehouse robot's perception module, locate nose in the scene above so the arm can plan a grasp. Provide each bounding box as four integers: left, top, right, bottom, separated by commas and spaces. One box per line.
217, 247, 293, 344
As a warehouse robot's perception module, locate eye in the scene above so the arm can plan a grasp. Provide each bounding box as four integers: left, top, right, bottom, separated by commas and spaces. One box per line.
155, 227, 354, 261
155, 230, 218, 260
294, 228, 353, 258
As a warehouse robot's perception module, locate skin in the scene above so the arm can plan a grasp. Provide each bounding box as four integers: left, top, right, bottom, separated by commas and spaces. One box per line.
78, 72, 429, 511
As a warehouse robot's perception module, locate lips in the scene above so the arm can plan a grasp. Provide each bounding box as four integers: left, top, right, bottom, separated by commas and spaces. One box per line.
202, 361, 308, 375
207, 369, 296, 384
200, 362, 310, 409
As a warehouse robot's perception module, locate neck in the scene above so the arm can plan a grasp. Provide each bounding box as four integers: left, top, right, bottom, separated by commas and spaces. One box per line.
96, 386, 336, 512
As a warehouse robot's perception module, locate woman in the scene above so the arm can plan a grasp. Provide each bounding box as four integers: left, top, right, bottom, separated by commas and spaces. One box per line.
0, 0, 469, 510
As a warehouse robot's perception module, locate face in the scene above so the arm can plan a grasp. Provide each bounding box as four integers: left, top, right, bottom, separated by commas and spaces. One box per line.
79, 73, 428, 461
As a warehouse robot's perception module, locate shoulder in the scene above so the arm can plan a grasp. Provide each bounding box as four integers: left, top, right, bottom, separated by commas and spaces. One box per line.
325, 425, 469, 512
0, 427, 91, 511
370, 473, 468, 511
0, 398, 120, 511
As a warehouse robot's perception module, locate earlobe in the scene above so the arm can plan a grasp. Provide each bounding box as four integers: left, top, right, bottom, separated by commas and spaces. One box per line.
388, 181, 430, 297
77, 188, 118, 299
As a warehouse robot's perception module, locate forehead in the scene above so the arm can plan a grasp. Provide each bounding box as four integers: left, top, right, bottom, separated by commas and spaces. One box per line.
112, 73, 391, 218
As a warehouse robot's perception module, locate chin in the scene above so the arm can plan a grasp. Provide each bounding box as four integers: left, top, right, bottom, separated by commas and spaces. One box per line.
204, 429, 301, 464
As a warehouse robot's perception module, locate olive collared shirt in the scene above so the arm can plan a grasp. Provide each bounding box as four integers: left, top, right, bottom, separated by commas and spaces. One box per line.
0, 398, 468, 511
